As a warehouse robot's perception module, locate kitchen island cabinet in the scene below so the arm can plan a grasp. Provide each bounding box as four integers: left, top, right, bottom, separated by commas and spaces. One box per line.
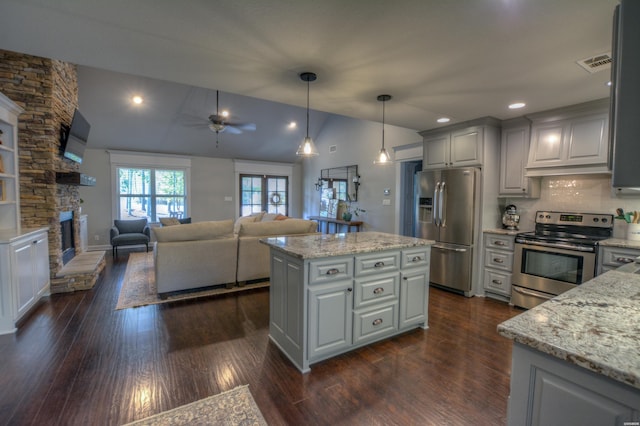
262, 232, 433, 373
498, 270, 640, 425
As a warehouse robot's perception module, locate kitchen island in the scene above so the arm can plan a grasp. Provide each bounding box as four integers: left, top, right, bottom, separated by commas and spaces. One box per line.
261, 232, 434, 372
498, 270, 640, 425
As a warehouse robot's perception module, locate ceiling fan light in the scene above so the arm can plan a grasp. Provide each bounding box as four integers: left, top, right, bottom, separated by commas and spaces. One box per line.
296, 136, 319, 156
209, 122, 225, 132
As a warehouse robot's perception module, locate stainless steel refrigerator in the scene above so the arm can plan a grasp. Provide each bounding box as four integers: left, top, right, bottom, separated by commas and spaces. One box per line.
415, 168, 478, 293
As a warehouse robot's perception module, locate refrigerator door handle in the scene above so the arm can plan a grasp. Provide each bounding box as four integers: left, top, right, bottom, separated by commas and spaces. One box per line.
439, 181, 446, 227
433, 244, 467, 253
433, 182, 440, 226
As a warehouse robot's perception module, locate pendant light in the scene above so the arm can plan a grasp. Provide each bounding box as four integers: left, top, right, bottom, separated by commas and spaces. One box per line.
374, 94, 393, 164
296, 72, 319, 157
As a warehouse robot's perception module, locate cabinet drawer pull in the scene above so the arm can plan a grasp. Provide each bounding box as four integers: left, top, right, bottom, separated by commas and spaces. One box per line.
326, 268, 340, 275
411, 256, 423, 262
374, 261, 385, 268
616, 257, 634, 264
372, 318, 383, 326
493, 241, 505, 246
373, 287, 384, 295
492, 279, 503, 285
347, 288, 353, 293
493, 258, 504, 264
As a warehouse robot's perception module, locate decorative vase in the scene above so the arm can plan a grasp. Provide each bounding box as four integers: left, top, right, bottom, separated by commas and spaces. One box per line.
342, 212, 352, 222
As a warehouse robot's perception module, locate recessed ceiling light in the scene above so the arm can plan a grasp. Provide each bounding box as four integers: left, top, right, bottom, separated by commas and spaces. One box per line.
132, 95, 143, 105
288, 121, 297, 129
437, 117, 450, 123
509, 102, 526, 109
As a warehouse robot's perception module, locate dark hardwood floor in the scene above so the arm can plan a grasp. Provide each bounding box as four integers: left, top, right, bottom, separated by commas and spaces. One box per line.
0, 251, 523, 425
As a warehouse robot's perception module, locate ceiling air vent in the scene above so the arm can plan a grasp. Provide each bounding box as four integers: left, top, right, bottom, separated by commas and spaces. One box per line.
576, 52, 612, 74
329, 145, 337, 153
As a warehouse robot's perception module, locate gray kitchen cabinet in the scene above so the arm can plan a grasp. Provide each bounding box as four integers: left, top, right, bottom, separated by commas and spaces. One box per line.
420, 117, 501, 171
266, 238, 431, 372
499, 118, 540, 197
526, 99, 610, 176
597, 244, 640, 275
308, 279, 353, 359
507, 342, 640, 426
483, 232, 515, 300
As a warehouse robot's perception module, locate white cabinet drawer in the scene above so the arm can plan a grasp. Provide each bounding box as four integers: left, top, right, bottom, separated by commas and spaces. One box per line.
353, 302, 398, 345
599, 246, 640, 268
483, 269, 511, 295
484, 248, 514, 272
354, 252, 399, 277
353, 273, 399, 309
484, 234, 515, 251
309, 256, 353, 285
400, 247, 430, 269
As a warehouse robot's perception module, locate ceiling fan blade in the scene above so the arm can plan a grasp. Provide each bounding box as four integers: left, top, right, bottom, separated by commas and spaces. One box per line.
224, 126, 243, 135
238, 122, 256, 132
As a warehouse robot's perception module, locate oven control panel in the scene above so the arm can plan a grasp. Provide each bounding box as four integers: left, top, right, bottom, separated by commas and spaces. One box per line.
535, 211, 614, 228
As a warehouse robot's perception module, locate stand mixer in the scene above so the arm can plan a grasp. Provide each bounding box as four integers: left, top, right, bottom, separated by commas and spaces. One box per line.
502, 204, 520, 230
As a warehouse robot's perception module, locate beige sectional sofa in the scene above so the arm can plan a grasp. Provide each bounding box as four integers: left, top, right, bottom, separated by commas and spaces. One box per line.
152, 217, 317, 296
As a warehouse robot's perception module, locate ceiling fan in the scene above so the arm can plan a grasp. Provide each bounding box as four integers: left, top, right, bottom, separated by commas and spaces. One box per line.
208, 90, 256, 146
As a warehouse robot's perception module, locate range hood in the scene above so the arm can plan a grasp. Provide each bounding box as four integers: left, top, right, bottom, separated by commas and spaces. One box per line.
56, 172, 96, 186
610, 0, 640, 195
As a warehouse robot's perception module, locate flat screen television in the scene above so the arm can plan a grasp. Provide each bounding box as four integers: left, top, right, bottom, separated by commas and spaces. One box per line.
60, 109, 90, 164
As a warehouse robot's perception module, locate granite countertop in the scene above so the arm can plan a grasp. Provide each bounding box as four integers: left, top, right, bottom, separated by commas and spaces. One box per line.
599, 238, 640, 250
483, 228, 525, 236
0, 227, 50, 244
498, 270, 640, 389
260, 231, 435, 259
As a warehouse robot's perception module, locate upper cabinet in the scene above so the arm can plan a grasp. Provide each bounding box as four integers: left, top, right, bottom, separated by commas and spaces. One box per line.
0, 92, 23, 234
499, 117, 540, 198
420, 117, 501, 171
525, 99, 610, 176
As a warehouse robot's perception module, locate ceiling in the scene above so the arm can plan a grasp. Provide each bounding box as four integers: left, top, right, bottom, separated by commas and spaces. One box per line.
0, 0, 618, 162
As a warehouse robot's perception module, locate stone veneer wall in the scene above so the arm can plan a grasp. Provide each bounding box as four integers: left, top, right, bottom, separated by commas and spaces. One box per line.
0, 49, 84, 290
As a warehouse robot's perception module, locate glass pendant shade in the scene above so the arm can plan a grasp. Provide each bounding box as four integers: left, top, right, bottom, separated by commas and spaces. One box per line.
374, 94, 393, 164
296, 136, 319, 156
297, 72, 319, 157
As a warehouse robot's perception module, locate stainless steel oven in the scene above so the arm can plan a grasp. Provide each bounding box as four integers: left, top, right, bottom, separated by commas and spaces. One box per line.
511, 211, 612, 309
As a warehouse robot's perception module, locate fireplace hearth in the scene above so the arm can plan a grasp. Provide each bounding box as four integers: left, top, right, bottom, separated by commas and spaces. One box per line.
60, 211, 75, 265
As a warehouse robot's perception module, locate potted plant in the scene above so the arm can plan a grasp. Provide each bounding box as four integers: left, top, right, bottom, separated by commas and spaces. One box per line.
341, 195, 365, 222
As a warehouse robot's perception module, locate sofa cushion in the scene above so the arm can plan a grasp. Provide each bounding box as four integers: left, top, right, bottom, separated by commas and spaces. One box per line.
179, 217, 192, 224
238, 218, 317, 237
159, 217, 181, 226
154, 219, 234, 242
114, 219, 148, 234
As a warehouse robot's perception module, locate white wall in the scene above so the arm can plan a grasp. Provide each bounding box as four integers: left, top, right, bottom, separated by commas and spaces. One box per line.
78, 149, 302, 248
302, 115, 421, 233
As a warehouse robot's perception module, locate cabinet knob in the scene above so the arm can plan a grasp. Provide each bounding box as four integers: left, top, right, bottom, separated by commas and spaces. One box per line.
347, 287, 353, 293
492, 279, 503, 285
616, 257, 634, 264
411, 256, 423, 262
493, 241, 505, 246
493, 258, 504, 264
326, 268, 340, 275
374, 261, 385, 268
373, 287, 384, 295
372, 318, 383, 326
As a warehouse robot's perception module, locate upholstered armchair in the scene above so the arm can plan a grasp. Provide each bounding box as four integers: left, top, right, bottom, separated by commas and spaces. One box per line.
110, 219, 151, 257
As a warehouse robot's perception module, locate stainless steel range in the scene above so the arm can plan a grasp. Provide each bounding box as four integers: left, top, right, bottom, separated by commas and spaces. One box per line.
511, 211, 613, 309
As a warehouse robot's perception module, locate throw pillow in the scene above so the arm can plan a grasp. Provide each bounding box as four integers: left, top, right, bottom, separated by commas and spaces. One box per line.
275, 214, 289, 221
233, 215, 258, 234
160, 217, 181, 226
261, 213, 279, 221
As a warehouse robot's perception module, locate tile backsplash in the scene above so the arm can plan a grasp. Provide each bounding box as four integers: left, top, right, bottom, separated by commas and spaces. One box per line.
504, 174, 640, 231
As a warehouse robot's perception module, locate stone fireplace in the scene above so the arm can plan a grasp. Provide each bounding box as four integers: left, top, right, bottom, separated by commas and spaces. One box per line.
0, 49, 103, 293
60, 211, 75, 265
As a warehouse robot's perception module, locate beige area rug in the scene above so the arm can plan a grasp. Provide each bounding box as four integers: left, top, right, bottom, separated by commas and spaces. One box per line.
116, 252, 269, 310
124, 385, 267, 425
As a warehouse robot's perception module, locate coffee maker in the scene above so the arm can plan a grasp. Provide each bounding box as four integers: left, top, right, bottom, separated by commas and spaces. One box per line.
502, 204, 520, 230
